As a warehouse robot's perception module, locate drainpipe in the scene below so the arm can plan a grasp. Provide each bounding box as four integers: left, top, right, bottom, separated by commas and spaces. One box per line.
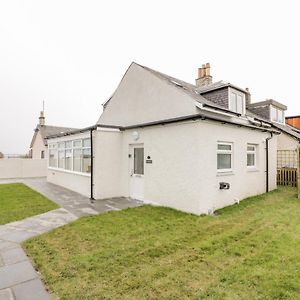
265, 132, 273, 193
90, 128, 95, 201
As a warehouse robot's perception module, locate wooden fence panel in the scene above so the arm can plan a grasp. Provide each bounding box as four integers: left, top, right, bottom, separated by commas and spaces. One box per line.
277, 168, 298, 187
297, 146, 300, 199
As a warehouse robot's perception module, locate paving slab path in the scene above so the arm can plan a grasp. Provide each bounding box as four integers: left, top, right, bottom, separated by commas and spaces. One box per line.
0, 208, 76, 299
0, 178, 143, 299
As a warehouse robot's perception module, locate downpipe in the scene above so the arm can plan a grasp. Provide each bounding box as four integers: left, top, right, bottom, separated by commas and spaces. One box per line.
265, 132, 273, 193
90, 128, 95, 202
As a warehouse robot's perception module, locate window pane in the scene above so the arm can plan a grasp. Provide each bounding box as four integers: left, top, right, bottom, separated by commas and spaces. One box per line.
236, 95, 243, 114
278, 109, 283, 123
247, 145, 255, 151
49, 143, 57, 149
65, 141, 72, 148
134, 148, 144, 175
218, 144, 231, 151
247, 153, 255, 166
58, 150, 65, 168
73, 140, 81, 148
83, 138, 91, 148
271, 106, 277, 121
82, 149, 91, 173
217, 153, 231, 170
58, 142, 65, 149
65, 149, 72, 170
73, 149, 82, 172
230, 93, 237, 112
49, 149, 57, 167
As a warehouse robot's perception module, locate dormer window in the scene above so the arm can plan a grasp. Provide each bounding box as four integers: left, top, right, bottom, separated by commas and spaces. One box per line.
271, 105, 284, 123
229, 88, 245, 115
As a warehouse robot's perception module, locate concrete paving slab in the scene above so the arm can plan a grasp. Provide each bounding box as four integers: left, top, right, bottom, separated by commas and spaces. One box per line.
12, 279, 51, 300
0, 261, 37, 289
93, 197, 143, 212
0, 231, 39, 244
78, 207, 98, 215
0, 241, 19, 252
1, 247, 28, 266
0, 288, 14, 300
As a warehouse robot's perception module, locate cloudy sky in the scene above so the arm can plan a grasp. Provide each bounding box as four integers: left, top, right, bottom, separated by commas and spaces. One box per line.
0, 0, 299, 154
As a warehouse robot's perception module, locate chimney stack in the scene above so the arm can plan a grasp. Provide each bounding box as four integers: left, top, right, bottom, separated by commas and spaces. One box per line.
245, 88, 251, 106
196, 63, 212, 87
39, 111, 45, 126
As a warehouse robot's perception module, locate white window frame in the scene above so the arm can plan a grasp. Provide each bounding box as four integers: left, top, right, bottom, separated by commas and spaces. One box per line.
48, 137, 91, 175
228, 88, 245, 115
247, 144, 257, 169
270, 105, 284, 124
48, 143, 58, 168
217, 142, 233, 173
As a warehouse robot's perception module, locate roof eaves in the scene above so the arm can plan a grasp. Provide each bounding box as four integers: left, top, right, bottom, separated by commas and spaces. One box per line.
46, 124, 122, 139
120, 113, 280, 134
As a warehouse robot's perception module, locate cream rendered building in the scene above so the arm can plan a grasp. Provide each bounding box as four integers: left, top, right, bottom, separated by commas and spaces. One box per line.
30, 111, 77, 159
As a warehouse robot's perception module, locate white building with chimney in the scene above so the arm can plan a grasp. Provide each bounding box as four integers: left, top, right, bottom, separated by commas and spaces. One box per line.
45, 62, 278, 215
30, 111, 78, 159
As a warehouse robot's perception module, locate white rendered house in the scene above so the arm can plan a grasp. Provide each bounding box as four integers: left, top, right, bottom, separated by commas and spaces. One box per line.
46, 63, 278, 215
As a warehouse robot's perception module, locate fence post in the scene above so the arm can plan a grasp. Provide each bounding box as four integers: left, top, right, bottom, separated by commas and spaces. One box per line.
298, 146, 300, 199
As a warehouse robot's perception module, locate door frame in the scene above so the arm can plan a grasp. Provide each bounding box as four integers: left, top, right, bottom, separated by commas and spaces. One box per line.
128, 143, 145, 200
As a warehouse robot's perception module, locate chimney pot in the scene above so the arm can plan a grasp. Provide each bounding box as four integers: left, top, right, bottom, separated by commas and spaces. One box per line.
205, 63, 210, 76
198, 68, 202, 79
196, 62, 212, 87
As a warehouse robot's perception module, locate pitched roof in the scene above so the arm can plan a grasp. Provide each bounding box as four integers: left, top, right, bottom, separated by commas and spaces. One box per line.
30, 125, 79, 147
286, 115, 300, 119
196, 80, 249, 94
137, 63, 242, 116
272, 122, 300, 141
94, 62, 279, 133
246, 110, 300, 141
248, 99, 287, 111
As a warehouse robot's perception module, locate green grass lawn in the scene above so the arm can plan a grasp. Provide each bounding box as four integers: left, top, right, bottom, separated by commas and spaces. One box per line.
0, 183, 59, 225
23, 187, 300, 300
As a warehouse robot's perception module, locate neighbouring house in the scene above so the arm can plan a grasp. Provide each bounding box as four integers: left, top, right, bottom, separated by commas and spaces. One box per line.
194, 75, 300, 169
45, 62, 279, 215
286, 115, 300, 130
30, 111, 77, 159
246, 100, 300, 152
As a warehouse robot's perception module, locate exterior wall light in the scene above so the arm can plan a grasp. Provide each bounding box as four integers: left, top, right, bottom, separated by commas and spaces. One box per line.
132, 131, 139, 141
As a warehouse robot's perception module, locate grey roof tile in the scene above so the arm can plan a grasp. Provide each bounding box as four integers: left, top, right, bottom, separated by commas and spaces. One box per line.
31, 125, 79, 147
246, 110, 300, 141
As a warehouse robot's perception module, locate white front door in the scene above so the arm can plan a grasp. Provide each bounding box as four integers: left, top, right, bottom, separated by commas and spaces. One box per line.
129, 144, 144, 200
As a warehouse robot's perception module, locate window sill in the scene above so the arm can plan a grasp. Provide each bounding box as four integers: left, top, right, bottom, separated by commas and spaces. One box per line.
217, 171, 234, 177
247, 167, 259, 172
48, 167, 91, 177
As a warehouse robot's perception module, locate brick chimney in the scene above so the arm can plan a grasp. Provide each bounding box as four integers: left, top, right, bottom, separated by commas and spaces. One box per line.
39, 111, 45, 126
195, 63, 212, 87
